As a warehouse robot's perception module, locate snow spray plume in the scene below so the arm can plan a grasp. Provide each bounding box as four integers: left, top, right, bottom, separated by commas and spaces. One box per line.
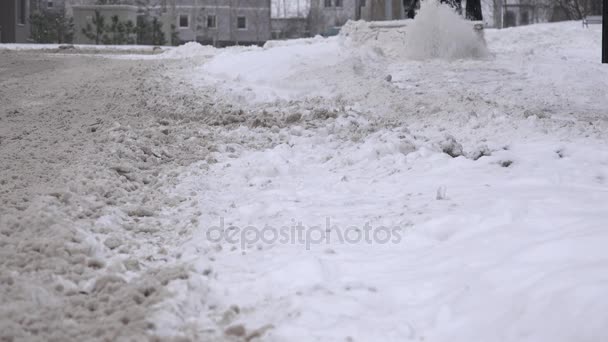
404, 0, 488, 60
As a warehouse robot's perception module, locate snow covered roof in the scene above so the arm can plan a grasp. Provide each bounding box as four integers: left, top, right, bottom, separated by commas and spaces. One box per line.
272, 0, 310, 18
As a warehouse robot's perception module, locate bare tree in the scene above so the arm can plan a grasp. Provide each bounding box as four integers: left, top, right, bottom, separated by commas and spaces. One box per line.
213, 0, 219, 46
545, 0, 601, 20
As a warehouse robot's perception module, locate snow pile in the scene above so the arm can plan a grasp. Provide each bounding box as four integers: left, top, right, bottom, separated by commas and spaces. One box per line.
153, 20, 608, 341
200, 41, 337, 101
262, 35, 325, 49
173, 120, 608, 342
190, 1, 489, 105
161, 41, 217, 59
198, 38, 386, 102
4, 19, 604, 341
403, 0, 488, 60
339, 20, 409, 58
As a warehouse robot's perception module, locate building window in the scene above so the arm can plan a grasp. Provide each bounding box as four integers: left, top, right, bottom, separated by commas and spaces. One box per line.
324, 0, 332, 7
207, 15, 216, 28
47, 1, 53, 8
504, 11, 516, 28
237, 16, 246, 30
179, 14, 189, 28
335, 0, 343, 7
17, 0, 26, 25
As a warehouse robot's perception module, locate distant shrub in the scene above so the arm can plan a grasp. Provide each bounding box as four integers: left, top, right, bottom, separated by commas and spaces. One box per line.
30, 9, 74, 44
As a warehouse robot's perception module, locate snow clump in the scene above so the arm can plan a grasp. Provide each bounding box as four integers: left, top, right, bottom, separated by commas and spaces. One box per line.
404, 0, 488, 60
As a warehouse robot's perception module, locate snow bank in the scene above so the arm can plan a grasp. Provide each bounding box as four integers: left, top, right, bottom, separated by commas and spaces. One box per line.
4, 13, 608, 342
155, 19, 608, 341
191, 2, 490, 104
199, 37, 385, 102
403, 0, 488, 60
262, 35, 326, 49
161, 41, 217, 59
339, 20, 410, 58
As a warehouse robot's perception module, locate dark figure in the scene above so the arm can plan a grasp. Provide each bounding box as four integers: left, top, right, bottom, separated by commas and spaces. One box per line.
403, 0, 418, 19
466, 0, 483, 20
405, 0, 418, 18
407, 7, 417, 18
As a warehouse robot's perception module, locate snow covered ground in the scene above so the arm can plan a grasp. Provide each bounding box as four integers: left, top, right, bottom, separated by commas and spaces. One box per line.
1, 2, 607, 341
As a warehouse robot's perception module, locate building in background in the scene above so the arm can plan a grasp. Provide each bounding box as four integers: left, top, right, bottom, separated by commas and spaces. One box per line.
159, 0, 272, 46
488, 0, 603, 28
308, 0, 403, 36
501, 0, 540, 27
270, 0, 310, 39
271, 17, 308, 38
359, 0, 404, 21
31, 0, 68, 12
0, 0, 31, 43
72, 4, 138, 44
308, 0, 358, 36
67, 0, 271, 46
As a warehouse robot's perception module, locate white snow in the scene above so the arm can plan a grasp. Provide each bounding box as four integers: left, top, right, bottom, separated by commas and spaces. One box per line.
188, 2, 490, 104
402, 0, 488, 59
160, 41, 217, 59
199, 37, 378, 102
151, 3, 608, 340
3, 1, 608, 340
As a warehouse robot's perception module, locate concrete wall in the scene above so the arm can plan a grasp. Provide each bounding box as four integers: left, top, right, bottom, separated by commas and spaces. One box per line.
72, 5, 138, 44
0, 0, 16, 43
161, 0, 271, 46
309, 0, 403, 36
308, 0, 357, 36
271, 17, 308, 39
0, 0, 31, 43
15, 0, 31, 42
360, 0, 403, 21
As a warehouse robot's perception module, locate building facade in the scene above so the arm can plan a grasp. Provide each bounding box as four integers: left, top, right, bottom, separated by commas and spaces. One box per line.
308, 0, 357, 36
360, 0, 404, 21
0, 0, 31, 43
31, 0, 68, 13
271, 17, 308, 39
160, 0, 271, 46
68, 0, 270, 46
308, 0, 404, 36
501, 0, 542, 27
72, 4, 138, 44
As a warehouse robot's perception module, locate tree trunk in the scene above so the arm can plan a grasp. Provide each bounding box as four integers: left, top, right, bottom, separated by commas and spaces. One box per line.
603, 0, 607, 63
